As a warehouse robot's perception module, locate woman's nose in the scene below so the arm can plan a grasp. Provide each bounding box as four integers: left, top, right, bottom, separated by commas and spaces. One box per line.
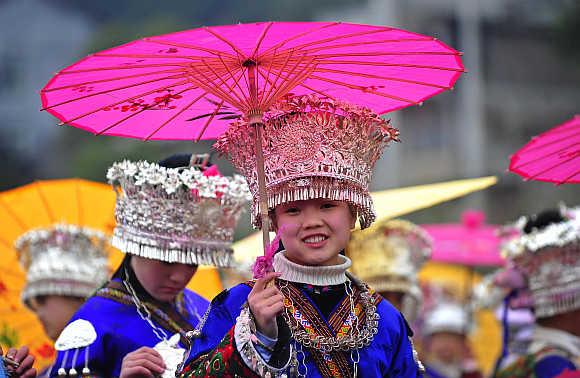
169, 264, 196, 282
301, 206, 324, 228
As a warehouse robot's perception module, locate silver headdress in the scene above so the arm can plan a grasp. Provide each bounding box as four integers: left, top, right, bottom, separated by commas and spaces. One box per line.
107, 159, 251, 267
15, 224, 110, 304
501, 206, 580, 318
215, 95, 399, 230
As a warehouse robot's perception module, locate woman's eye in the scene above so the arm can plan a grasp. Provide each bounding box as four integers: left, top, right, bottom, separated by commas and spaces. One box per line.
285, 207, 300, 214
321, 202, 336, 209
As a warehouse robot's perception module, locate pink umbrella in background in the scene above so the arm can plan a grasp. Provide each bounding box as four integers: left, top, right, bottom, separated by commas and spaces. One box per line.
423, 210, 504, 267
509, 115, 580, 185
40, 21, 464, 250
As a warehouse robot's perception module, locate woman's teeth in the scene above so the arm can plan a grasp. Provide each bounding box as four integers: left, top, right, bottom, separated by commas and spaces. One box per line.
304, 235, 327, 243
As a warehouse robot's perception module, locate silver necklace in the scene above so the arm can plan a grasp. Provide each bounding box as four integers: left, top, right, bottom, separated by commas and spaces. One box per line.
123, 269, 187, 378
123, 270, 169, 341
278, 279, 379, 377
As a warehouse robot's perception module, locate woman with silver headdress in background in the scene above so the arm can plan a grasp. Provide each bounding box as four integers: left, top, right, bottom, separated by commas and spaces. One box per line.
497, 206, 580, 378
49, 154, 250, 378
14, 224, 110, 377
346, 218, 432, 322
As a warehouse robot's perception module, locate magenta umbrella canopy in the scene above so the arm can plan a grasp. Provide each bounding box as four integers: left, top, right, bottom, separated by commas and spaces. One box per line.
423, 210, 504, 267
40, 21, 464, 141
509, 115, 580, 185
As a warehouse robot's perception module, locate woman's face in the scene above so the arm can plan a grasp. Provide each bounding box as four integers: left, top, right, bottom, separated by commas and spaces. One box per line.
29, 295, 84, 341
131, 256, 197, 302
426, 331, 467, 365
273, 198, 355, 266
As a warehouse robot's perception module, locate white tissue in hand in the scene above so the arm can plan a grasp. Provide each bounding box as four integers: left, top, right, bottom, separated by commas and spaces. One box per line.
153, 333, 186, 378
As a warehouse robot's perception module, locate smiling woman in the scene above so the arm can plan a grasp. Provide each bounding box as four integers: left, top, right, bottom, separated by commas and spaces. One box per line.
177, 95, 423, 378
273, 199, 355, 267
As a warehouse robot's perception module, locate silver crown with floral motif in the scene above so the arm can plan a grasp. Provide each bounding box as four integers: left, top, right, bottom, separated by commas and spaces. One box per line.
107, 157, 251, 267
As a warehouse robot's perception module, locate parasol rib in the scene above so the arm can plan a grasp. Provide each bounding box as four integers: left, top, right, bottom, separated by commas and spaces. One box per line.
522, 129, 580, 153
55, 80, 190, 125
559, 167, 580, 184
42, 73, 187, 111
251, 22, 274, 58
256, 67, 337, 110
143, 37, 239, 59
144, 92, 206, 140
307, 74, 418, 104
260, 49, 297, 107
0, 237, 13, 249
96, 86, 195, 135
525, 154, 580, 183
270, 61, 318, 106
0, 197, 29, 231
187, 64, 246, 110
314, 51, 461, 58
259, 49, 278, 104
217, 55, 251, 109
203, 27, 246, 59
0, 265, 24, 278
35, 182, 55, 224
512, 139, 580, 169
316, 59, 465, 72
296, 37, 435, 54
42, 68, 187, 93
313, 67, 451, 89
261, 25, 387, 57
259, 22, 340, 56
200, 58, 248, 109
93, 52, 216, 60
76, 181, 83, 225
196, 99, 224, 141
60, 62, 190, 74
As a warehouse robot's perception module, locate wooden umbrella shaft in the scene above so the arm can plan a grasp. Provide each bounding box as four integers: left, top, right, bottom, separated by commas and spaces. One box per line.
246, 62, 271, 253
252, 121, 271, 253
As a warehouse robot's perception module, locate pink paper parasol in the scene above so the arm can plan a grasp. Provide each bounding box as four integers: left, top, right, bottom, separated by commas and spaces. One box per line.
509, 115, 580, 185
423, 210, 504, 267
41, 21, 464, 251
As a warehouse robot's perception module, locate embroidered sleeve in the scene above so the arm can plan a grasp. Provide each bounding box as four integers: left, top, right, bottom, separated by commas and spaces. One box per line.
179, 305, 294, 378
179, 328, 257, 377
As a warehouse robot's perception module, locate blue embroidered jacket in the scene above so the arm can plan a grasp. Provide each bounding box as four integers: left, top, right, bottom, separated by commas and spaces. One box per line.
180, 281, 422, 377
49, 279, 209, 378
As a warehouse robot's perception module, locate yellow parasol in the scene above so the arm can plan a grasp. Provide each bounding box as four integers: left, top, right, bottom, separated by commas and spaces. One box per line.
231, 176, 497, 269
0, 179, 222, 371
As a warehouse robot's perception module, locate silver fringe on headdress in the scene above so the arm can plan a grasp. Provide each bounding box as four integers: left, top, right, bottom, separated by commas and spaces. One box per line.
107, 159, 251, 267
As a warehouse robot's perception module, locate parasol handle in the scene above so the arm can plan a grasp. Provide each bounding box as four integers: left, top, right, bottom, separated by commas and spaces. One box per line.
252, 121, 271, 254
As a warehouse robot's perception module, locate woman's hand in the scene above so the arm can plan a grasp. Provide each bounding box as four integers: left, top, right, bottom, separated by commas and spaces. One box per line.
120, 347, 165, 378
1, 345, 36, 378
247, 272, 284, 339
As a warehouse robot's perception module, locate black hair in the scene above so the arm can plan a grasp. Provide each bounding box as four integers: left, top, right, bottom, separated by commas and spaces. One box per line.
158, 153, 193, 169
158, 153, 214, 169
523, 209, 565, 234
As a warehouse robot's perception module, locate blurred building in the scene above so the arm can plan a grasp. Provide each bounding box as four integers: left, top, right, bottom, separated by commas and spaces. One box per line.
0, 0, 93, 177
320, 0, 580, 222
